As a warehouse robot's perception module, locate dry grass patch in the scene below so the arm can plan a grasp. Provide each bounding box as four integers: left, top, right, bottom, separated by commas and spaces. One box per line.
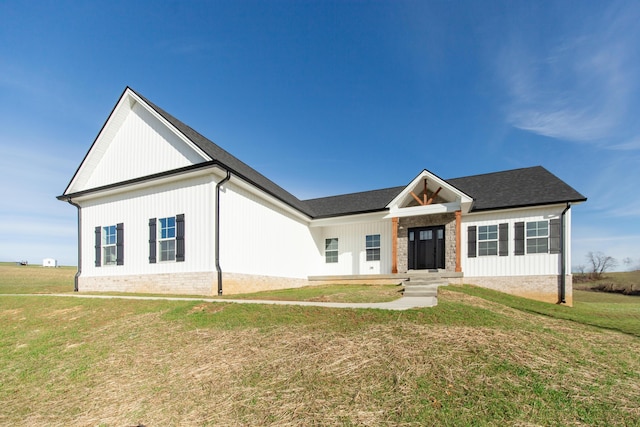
0, 262, 75, 294
221, 283, 402, 303
1, 291, 639, 426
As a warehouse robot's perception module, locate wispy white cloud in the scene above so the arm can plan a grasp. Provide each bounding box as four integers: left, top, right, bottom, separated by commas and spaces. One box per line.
609, 137, 640, 151
500, 2, 640, 148
607, 201, 640, 218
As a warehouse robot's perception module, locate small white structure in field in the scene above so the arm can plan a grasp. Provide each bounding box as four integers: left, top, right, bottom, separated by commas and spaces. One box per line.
43, 258, 58, 268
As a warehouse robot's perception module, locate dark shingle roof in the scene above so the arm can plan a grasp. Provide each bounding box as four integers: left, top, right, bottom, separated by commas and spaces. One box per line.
133, 89, 587, 218
447, 166, 587, 212
304, 186, 406, 218
302, 167, 586, 218
133, 89, 317, 217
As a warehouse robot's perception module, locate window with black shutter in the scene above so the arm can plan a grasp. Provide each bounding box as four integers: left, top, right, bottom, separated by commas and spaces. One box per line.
116, 223, 124, 265
549, 218, 561, 254
176, 214, 185, 262
467, 226, 477, 258
149, 218, 157, 263
94, 226, 101, 267
514, 222, 525, 256
498, 223, 508, 256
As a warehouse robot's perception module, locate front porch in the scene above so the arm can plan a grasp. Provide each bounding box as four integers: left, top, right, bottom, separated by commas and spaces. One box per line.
384, 170, 470, 276
308, 270, 463, 301
308, 270, 463, 285
394, 212, 462, 274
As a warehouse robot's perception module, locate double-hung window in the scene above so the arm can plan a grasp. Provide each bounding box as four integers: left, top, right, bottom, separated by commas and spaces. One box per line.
478, 225, 498, 256
468, 223, 508, 258
366, 234, 380, 261
102, 225, 117, 265
149, 214, 184, 263
325, 238, 338, 263
159, 217, 176, 261
94, 223, 123, 267
526, 221, 548, 254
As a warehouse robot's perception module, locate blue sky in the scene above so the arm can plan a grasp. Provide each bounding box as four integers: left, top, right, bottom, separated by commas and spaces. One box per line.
1, 0, 639, 269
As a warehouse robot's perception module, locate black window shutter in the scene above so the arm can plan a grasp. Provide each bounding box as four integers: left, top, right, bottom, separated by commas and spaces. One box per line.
549, 218, 561, 254
514, 222, 525, 256
176, 214, 185, 262
149, 218, 157, 264
94, 226, 101, 267
116, 223, 124, 266
498, 223, 509, 256
467, 226, 477, 258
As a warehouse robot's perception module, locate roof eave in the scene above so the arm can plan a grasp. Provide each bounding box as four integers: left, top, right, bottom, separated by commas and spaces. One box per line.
311, 208, 389, 220
468, 198, 588, 214
58, 159, 316, 219
57, 161, 219, 201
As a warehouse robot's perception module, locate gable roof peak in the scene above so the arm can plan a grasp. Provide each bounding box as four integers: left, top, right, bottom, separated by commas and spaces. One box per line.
64, 87, 317, 217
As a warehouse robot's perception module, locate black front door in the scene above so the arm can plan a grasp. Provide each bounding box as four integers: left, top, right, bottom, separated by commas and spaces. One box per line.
408, 226, 445, 270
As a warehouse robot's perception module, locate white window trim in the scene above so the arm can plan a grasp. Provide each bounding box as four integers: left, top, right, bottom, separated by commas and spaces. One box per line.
103, 225, 117, 266
325, 238, 338, 263
526, 220, 549, 254
159, 216, 176, 262
366, 234, 381, 261
478, 225, 498, 256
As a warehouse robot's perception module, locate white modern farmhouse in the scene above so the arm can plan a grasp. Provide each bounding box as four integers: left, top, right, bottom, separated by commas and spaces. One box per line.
59, 87, 586, 304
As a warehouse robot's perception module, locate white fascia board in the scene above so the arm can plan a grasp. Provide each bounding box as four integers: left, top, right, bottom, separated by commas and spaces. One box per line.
126, 89, 211, 162
65, 92, 134, 194
385, 169, 473, 210
70, 164, 313, 223
384, 202, 461, 219
70, 167, 216, 203
309, 211, 388, 227
460, 202, 577, 220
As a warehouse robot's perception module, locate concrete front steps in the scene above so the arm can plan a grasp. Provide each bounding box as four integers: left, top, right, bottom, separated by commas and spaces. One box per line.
402, 271, 452, 300
402, 281, 440, 297
308, 270, 461, 307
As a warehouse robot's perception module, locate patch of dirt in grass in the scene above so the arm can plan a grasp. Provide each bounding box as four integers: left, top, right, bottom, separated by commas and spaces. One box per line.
44, 306, 83, 318
307, 295, 334, 302
0, 308, 24, 318
188, 303, 226, 315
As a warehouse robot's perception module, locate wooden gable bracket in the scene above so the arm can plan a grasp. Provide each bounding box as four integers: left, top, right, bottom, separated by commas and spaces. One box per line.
427, 186, 442, 205
410, 190, 424, 206
409, 179, 443, 206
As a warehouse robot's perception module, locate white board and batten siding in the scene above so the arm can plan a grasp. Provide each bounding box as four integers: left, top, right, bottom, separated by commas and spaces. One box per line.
461, 205, 571, 277
79, 174, 215, 277
219, 180, 318, 280
69, 100, 208, 194
318, 219, 393, 276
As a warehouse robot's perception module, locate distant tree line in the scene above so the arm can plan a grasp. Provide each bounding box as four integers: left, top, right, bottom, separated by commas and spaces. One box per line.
574, 251, 629, 280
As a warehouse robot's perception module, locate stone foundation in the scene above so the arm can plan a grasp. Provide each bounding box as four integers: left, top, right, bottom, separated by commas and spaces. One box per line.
79, 271, 311, 296
79, 270, 572, 306
221, 272, 309, 295
79, 272, 217, 295
454, 275, 573, 306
